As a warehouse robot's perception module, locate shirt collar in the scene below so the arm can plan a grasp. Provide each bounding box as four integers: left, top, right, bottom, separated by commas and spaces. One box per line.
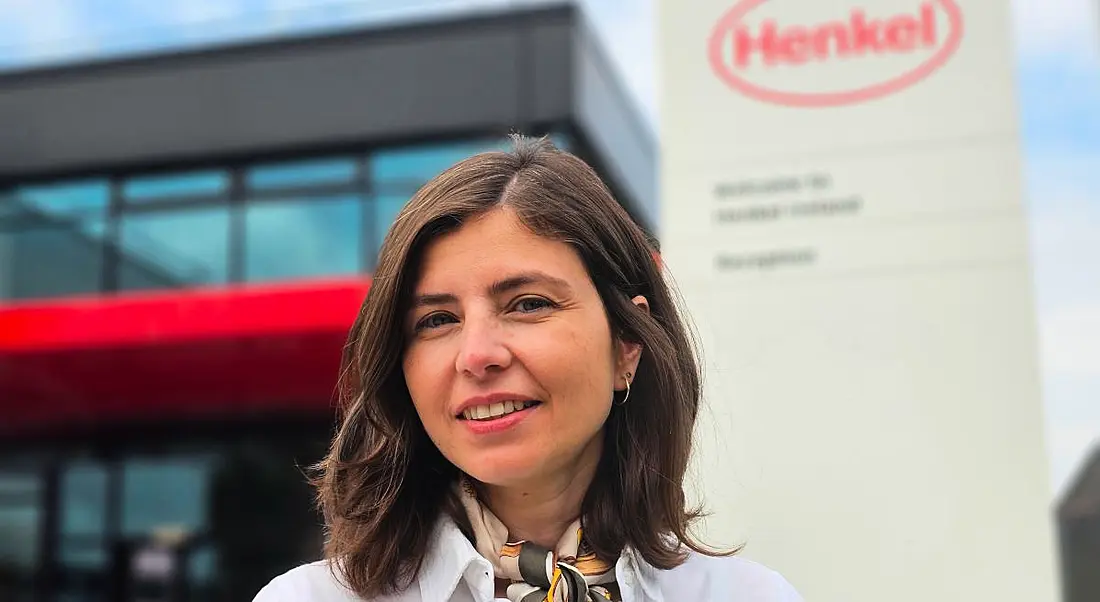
616, 545, 665, 602
418, 517, 493, 602
418, 516, 664, 602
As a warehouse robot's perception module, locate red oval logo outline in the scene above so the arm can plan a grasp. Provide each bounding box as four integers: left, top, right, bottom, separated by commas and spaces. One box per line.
707, 0, 964, 107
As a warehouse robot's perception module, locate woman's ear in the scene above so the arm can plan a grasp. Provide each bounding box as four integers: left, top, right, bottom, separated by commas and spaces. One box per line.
615, 296, 649, 388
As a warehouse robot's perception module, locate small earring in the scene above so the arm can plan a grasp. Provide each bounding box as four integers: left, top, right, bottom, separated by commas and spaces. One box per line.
617, 372, 632, 406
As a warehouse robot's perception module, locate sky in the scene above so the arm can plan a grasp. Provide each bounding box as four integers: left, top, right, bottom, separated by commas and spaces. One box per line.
0, 0, 1097, 500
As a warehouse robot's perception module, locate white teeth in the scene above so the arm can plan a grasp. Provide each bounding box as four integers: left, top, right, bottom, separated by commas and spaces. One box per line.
462, 400, 537, 421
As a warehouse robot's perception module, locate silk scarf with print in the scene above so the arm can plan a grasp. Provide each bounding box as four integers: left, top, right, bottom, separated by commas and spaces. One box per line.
458, 479, 619, 602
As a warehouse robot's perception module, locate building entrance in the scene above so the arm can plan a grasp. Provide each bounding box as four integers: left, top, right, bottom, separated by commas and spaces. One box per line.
0, 417, 329, 602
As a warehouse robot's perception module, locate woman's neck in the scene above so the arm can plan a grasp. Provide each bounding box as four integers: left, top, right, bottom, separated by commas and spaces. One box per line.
481, 436, 602, 549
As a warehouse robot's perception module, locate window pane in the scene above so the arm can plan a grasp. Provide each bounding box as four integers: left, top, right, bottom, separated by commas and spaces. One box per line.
0, 226, 104, 300
371, 139, 508, 185
189, 544, 217, 585
60, 463, 108, 538
119, 208, 230, 290
245, 196, 362, 282
0, 191, 15, 217
55, 587, 107, 602
247, 158, 358, 191
548, 131, 572, 150
206, 437, 326, 602
59, 542, 107, 570
124, 171, 228, 203
122, 458, 209, 537
15, 180, 109, 218
0, 472, 40, 571
371, 193, 413, 263
0, 180, 110, 300
57, 541, 109, 602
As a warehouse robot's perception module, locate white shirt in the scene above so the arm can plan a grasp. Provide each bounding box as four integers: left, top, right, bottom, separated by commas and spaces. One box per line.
253, 517, 803, 602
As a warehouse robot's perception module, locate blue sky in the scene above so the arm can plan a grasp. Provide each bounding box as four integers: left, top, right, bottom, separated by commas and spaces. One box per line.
0, 0, 1097, 499
1010, 0, 1100, 501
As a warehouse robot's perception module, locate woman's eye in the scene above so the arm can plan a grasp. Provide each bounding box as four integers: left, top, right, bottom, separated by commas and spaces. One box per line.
514, 297, 553, 313
416, 313, 457, 331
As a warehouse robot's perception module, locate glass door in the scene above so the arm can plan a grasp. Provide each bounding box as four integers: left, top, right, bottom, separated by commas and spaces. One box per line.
56, 460, 111, 602
0, 466, 42, 602
2, 418, 329, 602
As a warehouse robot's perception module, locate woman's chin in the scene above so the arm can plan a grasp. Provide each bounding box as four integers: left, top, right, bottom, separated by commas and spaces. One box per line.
459, 454, 547, 488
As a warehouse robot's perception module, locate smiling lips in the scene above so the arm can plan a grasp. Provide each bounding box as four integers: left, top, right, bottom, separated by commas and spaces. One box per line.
461, 399, 539, 421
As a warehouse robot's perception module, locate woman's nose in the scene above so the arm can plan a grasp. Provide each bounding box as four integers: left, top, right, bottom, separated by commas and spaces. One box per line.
454, 316, 512, 379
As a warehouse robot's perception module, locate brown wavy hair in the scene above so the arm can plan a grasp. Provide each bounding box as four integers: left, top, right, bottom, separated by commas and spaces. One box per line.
315, 134, 721, 598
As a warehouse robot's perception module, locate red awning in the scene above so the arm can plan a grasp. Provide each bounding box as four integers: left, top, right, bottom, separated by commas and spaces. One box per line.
0, 279, 370, 434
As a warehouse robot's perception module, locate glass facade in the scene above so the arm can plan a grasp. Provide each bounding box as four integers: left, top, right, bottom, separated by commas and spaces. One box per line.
123, 171, 230, 204
0, 424, 328, 602
0, 181, 110, 300
119, 208, 232, 290
0, 135, 571, 302
244, 195, 362, 282
246, 158, 358, 191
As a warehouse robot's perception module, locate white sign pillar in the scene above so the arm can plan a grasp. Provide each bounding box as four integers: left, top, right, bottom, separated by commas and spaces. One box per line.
658, 2, 1060, 601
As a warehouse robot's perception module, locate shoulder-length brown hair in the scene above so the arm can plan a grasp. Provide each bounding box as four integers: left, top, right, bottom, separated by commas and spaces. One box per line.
317, 135, 717, 598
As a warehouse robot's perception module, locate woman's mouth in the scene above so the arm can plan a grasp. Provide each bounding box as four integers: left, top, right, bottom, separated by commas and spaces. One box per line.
460, 399, 540, 421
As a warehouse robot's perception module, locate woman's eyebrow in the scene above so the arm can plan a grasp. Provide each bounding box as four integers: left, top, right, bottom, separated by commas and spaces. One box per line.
409, 292, 457, 310
410, 271, 573, 310
489, 271, 573, 296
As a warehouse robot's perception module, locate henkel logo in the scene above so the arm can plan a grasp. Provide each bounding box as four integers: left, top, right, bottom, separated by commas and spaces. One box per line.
708, 0, 963, 107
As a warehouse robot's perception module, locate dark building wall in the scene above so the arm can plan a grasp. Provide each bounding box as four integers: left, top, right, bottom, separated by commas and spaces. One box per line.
572, 19, 657, 226
0, 9, 573, 180
1060, 447, 1100, 602
1061, 515, 1100, 602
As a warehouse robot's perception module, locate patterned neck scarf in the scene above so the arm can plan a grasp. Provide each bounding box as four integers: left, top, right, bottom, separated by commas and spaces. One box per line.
457, 479, 619, 602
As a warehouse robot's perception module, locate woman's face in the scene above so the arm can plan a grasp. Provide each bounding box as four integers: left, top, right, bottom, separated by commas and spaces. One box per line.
402, 207, 643, 488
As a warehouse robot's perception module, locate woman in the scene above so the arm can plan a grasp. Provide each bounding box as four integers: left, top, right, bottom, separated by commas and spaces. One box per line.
254, 136, 802, 601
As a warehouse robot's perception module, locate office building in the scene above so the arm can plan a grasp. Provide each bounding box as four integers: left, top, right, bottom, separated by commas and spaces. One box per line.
0, 5, 654, 600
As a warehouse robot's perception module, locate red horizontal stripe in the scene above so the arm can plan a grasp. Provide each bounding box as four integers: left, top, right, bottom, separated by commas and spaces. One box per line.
0, 279, 371, 434
0, 278, 371, 351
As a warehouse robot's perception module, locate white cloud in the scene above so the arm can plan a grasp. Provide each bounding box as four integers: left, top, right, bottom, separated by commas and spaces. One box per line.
0, 0, 98, 62
576, 0, 657, 130
1043, 371, 1100, 496
1027, 154, 1100, 201
1040, 304, 1100, 386
1031, 213, 1100, 305
1027, 153, 1100, 497
1012, 0, 1100, 61
1048, 419, 1100, 498
1034, 282, 1100, 497
165, 0, 248, 24
0, 0, 83, 41
1014, 1, 1100, 498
